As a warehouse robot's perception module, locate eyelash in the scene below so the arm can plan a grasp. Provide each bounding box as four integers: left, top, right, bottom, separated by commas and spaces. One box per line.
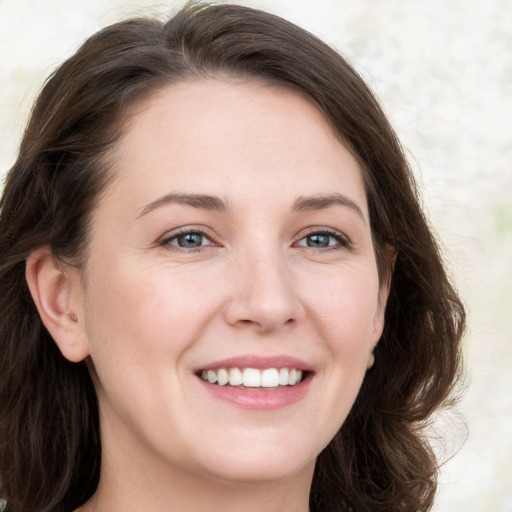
159, 226, 350, 253
295, 228, 350, 250
159, 228, 217, 251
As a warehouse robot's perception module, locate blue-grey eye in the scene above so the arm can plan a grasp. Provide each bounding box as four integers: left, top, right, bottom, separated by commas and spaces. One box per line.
172, 232, 208, 248
306, 234, 333, 248
296, 231, 347, 249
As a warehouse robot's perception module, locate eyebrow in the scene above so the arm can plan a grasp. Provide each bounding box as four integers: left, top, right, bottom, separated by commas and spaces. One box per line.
137, 191, 365, 221
292, 193, 366, 222
137, 193, 227, 218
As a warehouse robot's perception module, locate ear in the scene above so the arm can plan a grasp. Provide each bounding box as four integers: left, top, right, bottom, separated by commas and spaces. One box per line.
368, 243, 397, 369
25, 246, 89, 362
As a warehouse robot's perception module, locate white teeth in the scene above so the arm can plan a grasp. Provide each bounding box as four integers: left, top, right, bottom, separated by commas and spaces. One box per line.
261, 368, 279, 387
243, 368, 261, 387
207, 370, 217, 384
229, 368, 243, 386
199, 367, 305, 387
217, 368, 229, 386
278, 368, 289, 386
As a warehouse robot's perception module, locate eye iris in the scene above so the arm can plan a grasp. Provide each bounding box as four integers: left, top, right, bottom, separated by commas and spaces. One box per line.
178, 233, 203, 248
307, 234, 331, 248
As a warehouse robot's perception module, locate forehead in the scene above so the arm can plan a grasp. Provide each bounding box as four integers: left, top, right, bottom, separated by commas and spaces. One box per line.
103, 79, 367, 215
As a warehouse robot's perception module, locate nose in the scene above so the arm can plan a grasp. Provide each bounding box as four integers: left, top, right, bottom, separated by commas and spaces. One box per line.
223, 250, 304, 333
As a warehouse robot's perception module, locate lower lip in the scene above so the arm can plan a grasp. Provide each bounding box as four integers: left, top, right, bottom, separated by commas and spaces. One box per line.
197, 375, 312, 410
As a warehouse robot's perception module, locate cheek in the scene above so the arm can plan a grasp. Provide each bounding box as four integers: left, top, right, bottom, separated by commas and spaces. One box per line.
80, 264, 215, 425
83, 262, 217, 362
295, 270, 380, 445
307, 268, 380, 343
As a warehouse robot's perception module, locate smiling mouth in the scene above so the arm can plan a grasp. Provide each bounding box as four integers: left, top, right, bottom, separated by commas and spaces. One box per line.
197, 367, 306, 388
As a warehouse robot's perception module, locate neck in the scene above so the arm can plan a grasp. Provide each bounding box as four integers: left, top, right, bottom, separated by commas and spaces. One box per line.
76, 420, 314, 512
78, 465, 313, 512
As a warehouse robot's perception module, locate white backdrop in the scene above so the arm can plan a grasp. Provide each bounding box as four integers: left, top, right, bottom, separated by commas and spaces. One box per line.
1, 1, 511, 510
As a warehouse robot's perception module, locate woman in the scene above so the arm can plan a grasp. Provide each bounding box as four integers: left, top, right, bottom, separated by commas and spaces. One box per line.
0, 3, 465, 511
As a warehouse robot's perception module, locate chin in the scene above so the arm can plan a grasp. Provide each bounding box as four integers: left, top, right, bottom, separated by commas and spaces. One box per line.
205, 456, 315, 485
191, 431, 320, 484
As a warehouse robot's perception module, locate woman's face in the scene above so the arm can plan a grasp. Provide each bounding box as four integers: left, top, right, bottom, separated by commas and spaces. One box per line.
75, 80, 387, 486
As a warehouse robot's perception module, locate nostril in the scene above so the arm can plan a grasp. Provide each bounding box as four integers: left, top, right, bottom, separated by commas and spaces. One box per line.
223, 287, 303, 332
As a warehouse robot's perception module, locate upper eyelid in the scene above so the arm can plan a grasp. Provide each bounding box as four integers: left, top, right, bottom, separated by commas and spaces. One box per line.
159, 226, 218, 246
295, 226, 350, 243
157, 225, 351, 247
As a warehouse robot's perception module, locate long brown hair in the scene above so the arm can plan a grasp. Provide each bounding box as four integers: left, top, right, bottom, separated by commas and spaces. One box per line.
0, 4, 465, 511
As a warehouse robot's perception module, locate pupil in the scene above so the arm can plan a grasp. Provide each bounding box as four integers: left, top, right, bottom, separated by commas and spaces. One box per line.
308, 234, 329, 248
179, 233, 203, 248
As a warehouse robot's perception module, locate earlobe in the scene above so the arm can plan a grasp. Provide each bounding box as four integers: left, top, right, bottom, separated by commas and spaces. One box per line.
25, 247, 89, 362
368, 314, 383, 369
367, 244, 396, 369
366, 351, 375, 369
374, 242, 397, 335
380, 242, 396, 301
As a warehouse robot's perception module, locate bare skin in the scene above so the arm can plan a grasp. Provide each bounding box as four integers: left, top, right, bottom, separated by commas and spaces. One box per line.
28, 79, 387, 511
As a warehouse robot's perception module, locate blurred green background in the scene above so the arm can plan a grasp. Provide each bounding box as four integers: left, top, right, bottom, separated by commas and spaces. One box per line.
1, 0, 511, 509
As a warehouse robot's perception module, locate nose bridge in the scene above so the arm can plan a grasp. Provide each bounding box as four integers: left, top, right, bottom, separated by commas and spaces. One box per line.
225, 240, 302, 332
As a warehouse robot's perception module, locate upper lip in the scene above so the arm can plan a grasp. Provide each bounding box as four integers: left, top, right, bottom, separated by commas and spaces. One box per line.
196, 355, 313, 372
